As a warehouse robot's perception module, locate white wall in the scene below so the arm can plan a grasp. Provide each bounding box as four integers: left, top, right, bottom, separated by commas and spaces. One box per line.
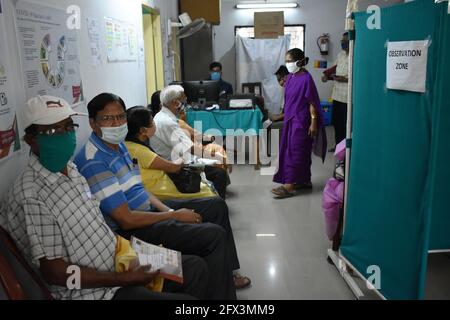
214, 0, 405, 101
0, 0, 177, 198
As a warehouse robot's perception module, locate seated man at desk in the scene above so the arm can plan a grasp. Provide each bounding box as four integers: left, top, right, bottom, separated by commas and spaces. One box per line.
209, 61, 233, 96
151, 85, 229, 199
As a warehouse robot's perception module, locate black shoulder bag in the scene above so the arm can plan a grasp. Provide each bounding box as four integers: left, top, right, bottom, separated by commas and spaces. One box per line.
167, 167, 202, 194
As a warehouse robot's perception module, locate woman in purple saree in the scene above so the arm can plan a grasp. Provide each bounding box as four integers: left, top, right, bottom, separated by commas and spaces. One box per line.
272, 48, 327, 199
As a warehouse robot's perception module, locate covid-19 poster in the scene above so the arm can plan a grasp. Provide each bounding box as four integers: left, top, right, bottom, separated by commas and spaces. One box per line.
0, 0, 21, 161
15, 1, 84, 105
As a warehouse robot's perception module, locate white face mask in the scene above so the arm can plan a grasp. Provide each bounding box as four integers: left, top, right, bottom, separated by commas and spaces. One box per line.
100, 123, 128, 145
286, 61, 300, 74
177, 101, 186, 113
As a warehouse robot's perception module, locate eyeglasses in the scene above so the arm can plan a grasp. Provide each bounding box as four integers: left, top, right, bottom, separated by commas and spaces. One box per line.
36, 123, 79, 136
96, 113, 127, 123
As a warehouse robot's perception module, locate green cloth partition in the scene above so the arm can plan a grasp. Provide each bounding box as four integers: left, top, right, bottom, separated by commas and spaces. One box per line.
427, 8, 450, 251
340, 0, 449, 300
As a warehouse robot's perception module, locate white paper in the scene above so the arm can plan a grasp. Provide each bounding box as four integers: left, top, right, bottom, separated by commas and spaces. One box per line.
86, 18, 102, 67
197, 158, 220, 166
263, 119, 273, 129
105, 17, 138, 63
131, 237, 182, 277
137, 253, 166, 272
386, 40, 429, 93
15, 1, 84, 104
138, 38, 145, 68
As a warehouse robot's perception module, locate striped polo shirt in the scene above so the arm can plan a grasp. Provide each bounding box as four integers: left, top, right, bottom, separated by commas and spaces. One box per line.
74, 133, 151, 231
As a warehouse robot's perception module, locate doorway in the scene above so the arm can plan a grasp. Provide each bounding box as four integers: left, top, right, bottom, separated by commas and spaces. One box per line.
142, 5, 164, 103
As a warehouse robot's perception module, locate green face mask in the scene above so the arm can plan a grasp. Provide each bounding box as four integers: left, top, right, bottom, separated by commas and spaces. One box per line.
37, 131, 77, 173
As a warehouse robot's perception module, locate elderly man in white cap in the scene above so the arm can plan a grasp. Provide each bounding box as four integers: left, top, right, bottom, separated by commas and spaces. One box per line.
0, 95, 207, 300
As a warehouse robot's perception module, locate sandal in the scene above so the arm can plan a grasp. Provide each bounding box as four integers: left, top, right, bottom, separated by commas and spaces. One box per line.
271, 186, 286, 195
272, 186, 296, 199
234, 275, 251, 290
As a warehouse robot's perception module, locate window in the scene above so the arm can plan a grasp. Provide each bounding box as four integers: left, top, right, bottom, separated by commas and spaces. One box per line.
235, 25, 305, 51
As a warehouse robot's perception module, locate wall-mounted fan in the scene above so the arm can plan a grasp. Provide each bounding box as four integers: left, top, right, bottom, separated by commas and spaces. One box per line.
168, 13, 206, 39
167, 13, 207, 81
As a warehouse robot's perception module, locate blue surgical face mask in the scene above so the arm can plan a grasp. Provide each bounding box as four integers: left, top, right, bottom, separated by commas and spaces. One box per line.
211, 72, 221, 81
341, 41, 349, 50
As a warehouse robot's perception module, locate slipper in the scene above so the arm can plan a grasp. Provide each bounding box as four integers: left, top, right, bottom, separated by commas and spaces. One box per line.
234, 275, 251, 290
271, 186, 286, 195
273, 186, 296, 199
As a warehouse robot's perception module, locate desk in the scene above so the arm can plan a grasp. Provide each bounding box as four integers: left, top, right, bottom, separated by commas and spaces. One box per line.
185, 108, 264, 168
185, 108, 263, 136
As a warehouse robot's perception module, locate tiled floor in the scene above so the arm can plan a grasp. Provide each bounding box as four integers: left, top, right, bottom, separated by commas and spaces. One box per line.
225, 128, 450, 300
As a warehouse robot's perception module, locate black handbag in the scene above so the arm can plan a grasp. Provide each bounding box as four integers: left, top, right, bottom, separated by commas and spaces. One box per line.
167, 167, 202, 194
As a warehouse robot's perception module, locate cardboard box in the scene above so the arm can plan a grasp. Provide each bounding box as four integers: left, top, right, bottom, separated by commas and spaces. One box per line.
180, 0, 221, 25
254, 11, 284, 39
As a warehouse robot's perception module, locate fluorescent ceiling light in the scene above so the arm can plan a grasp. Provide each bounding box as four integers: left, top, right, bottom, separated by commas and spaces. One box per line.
236, 3, 298, 9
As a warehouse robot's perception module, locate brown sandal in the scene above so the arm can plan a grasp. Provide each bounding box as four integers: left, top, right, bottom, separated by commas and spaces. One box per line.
272, 186, 296, 199
271, 186, 285, 195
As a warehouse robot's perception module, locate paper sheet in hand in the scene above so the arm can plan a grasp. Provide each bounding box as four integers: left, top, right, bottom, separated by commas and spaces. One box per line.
263, 119, 273, 129
131, 237, 183, 283
197, 158, 220, 166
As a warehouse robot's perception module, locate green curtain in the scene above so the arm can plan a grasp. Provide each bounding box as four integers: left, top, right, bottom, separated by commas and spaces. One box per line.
340, 0, 448, 300
427, 7, 450, 251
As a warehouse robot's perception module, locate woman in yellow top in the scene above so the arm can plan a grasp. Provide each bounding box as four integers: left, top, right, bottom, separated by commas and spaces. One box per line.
124, 106, 217, 201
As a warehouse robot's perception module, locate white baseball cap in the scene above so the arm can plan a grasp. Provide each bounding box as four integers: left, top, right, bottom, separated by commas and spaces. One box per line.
23, 95, 87, 131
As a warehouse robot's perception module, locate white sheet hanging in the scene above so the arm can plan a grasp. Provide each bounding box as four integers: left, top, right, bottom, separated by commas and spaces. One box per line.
235, 35, 291, 114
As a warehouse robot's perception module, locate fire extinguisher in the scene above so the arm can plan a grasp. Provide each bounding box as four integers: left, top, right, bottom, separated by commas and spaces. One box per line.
317, 34, 330, 55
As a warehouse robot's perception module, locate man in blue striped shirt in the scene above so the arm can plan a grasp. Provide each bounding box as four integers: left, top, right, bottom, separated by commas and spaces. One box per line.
74, 93, 249, 299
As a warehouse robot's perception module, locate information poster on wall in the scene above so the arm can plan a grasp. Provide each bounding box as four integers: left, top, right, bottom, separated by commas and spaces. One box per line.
386, 40, 429, 93
87, 17, 102, 67
105, 17, 138, 63
0, 7, 21, 161
15, 1, 84, 105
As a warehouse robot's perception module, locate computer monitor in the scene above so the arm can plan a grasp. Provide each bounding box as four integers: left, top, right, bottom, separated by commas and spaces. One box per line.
182, 80, 221, 107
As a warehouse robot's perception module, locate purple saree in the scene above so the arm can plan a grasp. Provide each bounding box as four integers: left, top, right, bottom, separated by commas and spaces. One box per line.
273, 71, 327, 185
